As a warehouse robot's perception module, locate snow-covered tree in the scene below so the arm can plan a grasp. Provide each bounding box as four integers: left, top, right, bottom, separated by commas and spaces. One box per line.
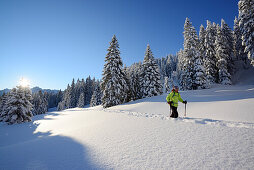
90, 85, 102, 107
77, 93, 85, 108
177, 49, 185, 88
85, 76, 94, 105
196, 24, 208, 89
204, 20, 217, 85
124, 62, 142, 101
1, 86, 33, 124
199, 24, 206, 63
56, 90, 63, 106
0, 93, 8, 122
58, 84, 71, 110
215, 24, 232, 85
164, 77, 171, 93
70, 78, 76, 108
101, 35, 129, 108
238, 0, 254, 65
221, 19, 235, 74
233, 16, 250, 68
32, 90, 48, 115
181, 18, 201, 90
139, 44, 162, 97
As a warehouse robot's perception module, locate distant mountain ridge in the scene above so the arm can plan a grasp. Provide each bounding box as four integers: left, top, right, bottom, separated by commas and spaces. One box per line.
0, 86, 59, 96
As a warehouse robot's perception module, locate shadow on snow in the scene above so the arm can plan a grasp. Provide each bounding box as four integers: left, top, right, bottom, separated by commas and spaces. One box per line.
0, 112, 103, 170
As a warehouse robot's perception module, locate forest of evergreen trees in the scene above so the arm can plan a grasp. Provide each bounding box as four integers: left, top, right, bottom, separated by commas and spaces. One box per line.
0, 0, 253, 124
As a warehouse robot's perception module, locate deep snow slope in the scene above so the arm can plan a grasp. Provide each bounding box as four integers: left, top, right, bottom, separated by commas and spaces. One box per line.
0, 83, 254, 169
111, 84, 254, 123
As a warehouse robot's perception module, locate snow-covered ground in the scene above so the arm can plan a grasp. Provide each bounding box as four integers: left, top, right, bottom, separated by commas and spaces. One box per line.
1, 71, 254, 169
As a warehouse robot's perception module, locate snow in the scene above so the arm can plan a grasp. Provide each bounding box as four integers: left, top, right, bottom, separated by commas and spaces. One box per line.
1, 83, 254, 169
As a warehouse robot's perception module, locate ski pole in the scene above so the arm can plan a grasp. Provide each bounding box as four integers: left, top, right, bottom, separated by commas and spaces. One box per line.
184, 103, 186, 117
170, 104, 172, 116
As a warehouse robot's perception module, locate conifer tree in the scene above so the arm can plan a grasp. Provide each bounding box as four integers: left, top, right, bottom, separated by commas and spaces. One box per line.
164, 77, 171, 93
204, 20, 217, 84
215, 24, 232, 85
85, 76, 93, 105
2, 86, 33, 124
77, 93, 85, 108
140, 44, 162, 97
58, 84, 71, 110
221, 19, 235, 74
199, 24, 206, 63
70, 78, 76, 108
177, 49, 185, 88
90, 85, 102, 107
238, 0, 254, 65
182, 18, 201, 90
101, 35, 129, 108
56, 89, 63, 106
0, 93, 8, 122
32, 90, 48, 115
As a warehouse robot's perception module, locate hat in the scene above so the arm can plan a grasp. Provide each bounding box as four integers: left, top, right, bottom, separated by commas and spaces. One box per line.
174, 86, 179, 90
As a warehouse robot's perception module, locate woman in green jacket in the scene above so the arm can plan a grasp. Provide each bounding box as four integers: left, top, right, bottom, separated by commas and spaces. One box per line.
166, 86, 187, 118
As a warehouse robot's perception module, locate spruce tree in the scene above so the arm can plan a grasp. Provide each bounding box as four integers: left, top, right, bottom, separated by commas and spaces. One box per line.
70, 78, 76, 108
90, 85, 102, 107
2, 86, 33, 124
199, 24, 206, 63
126, 62, 142, 100
233, 17, 248, 65
238, 0, 254, 65
221, 19, 235, 74
56, 90, 63, 106
0, 93, 8, 122
177, 49, 185, 88
140, 44, 162, 97
59, 84, 71, 110
215, 24, 232, 85
204, 20, 217, 85
32, 90, 48, 115
164, 77, 171, 93
77, 93, 85, 108
182, 18, 200, 90
85, 76, 94, 105
101, 35, 129, 108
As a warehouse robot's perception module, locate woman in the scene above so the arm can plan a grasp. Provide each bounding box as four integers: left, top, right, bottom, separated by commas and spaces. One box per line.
166, 86, 187, 118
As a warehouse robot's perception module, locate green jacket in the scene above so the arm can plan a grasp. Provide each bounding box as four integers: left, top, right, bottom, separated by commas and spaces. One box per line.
166, 91, 183, 107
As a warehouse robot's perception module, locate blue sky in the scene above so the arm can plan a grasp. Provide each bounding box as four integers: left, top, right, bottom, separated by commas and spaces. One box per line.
0, 0, 238, 90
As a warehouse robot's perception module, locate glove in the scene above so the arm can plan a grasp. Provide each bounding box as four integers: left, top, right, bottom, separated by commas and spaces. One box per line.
167, 101, 172, 105
183, 100, 187, 104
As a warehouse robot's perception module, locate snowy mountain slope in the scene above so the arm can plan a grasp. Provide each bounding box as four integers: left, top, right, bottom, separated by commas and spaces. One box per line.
0, 84, 254, 169
111, 84, 254, 123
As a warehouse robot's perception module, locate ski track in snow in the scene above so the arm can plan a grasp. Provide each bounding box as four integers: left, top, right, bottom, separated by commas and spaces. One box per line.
88, 108, 254, 129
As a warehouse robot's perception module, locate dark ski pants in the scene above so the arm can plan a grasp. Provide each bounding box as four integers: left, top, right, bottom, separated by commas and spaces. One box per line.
170, 105, 178, 118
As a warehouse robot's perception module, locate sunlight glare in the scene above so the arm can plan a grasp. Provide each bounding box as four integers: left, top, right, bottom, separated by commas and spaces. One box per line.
19, 77, 30, 87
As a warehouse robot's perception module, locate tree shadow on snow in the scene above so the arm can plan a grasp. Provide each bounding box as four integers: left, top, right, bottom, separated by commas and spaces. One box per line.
0, 113, 103, 170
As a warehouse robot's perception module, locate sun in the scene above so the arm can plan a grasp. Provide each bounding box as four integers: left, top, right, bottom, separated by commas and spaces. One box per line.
19, 77, 30, 87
